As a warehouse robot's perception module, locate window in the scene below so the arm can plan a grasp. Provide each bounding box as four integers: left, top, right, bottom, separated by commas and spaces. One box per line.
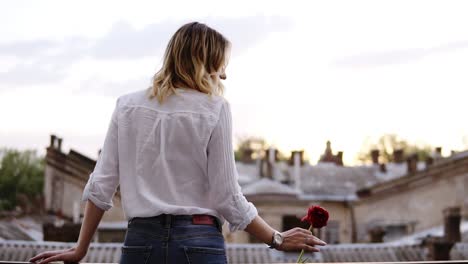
282, 215, 309, 232
324, 220, 340, 244
383, 224, 408, 241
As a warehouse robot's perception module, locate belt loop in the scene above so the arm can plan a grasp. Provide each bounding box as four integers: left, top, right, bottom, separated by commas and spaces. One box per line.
214, 216, 222, 233
164, 214, 171, 228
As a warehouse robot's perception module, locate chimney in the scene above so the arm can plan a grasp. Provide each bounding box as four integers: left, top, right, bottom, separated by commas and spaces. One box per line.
371, 149, 379, 164
336, 151, 344, 166
379, 163, 387, 173
435, 147, 442, 157
293, 151, 302, 193
267, 147, 278, 163
57, 137, 63, 152
443, 207, 461, 242
369, 226, 386, 243
289, 150, 304, 166
422, 207, 460, 261
259, 148, 277, 179
424, 236, 454, 261
266, 160, 273, 179
425, 156, 434, 167
50, 134, 57, 148
406, 154, 418, 174
393, 149, 404, 163
241, 148, 254, 163
259, 159, 266, 178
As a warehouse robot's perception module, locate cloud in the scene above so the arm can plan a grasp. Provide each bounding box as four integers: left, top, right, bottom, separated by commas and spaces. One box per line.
0, 63, 67, 87
90, 20, 175, 60
76, 76, 150, 96
332, 40, 468, 68
0, 40, 57, 57
0, 37, 90, 61
92, 16, 294, 59
205, 16, 294, 55
0, 16, 294, 88
0, 37, 90, 88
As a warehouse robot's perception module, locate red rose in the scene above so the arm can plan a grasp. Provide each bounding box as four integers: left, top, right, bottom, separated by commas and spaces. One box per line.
301, 205, 329, 228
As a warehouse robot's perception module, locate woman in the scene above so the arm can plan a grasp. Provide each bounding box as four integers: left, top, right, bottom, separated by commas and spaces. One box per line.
29, 21, 326, 264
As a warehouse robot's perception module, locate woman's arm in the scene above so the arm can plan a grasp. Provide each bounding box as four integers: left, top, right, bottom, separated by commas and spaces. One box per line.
206, 100, 258, 232
244, 215, 327, 252
30, 97, 121, 264
29, 200, 104, 263
207, 99, 326, 252
75, 200, 105, 255
244, 215, 276, 244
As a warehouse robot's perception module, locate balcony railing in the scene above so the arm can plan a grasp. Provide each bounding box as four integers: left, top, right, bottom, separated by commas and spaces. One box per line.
4, 261, 468, 264
1, 240, 468, 263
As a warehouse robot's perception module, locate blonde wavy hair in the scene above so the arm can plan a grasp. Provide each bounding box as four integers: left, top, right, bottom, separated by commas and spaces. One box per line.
148, 22, 230, 103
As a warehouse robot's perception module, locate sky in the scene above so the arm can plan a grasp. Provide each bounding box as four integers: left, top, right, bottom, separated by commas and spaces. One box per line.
1, 0, 468, 165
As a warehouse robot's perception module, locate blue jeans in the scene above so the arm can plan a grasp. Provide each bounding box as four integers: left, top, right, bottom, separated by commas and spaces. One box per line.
119, 214, 228, 264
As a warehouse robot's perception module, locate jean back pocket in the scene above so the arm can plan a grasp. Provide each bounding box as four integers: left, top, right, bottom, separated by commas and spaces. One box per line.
120, 245, 152, 264
183, 246, 227, 264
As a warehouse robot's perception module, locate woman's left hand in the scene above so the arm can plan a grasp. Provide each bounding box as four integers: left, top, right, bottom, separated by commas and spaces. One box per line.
29, 246, 86, 264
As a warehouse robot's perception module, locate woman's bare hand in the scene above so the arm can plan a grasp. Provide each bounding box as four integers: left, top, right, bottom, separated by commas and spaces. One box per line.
28, 246, 86, 264
276, 227, 327, 252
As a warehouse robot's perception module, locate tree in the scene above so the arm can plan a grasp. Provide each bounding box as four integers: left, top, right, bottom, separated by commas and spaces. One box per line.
234, 136, 267, 162
0, 148, 45, 211
356, 134, 433, 164
463, 135, 468, 149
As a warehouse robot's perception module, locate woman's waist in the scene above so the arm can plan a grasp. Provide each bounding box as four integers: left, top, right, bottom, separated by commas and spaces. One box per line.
129, 213, 216, 225
122, 195, 222, 217
128, 213, 223, 233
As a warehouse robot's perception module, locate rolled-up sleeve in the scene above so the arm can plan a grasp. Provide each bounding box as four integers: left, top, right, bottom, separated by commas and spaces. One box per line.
207, 99, 258, 232
81, 97, 121, 211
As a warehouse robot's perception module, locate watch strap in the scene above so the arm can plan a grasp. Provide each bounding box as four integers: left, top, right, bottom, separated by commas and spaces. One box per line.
268, 231, 280, 249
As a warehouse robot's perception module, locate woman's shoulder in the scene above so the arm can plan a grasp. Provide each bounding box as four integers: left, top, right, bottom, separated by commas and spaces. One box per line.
115, 88, 148, 106
115, 88, 229, 117
173, 88, 229, 113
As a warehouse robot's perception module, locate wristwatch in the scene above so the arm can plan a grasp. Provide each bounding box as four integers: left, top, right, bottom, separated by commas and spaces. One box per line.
268, 230, 284, 249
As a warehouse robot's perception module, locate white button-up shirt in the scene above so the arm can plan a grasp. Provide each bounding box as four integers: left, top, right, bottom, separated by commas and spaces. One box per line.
81, 88, 258, 232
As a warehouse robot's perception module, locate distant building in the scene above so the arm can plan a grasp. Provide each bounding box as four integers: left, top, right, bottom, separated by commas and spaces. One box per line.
354, 150, 468, 243
43, 135, 125, 242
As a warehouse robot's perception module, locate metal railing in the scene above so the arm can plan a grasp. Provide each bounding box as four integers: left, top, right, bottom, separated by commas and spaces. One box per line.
1, 260, 468, 263
1, 240, 468, 263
